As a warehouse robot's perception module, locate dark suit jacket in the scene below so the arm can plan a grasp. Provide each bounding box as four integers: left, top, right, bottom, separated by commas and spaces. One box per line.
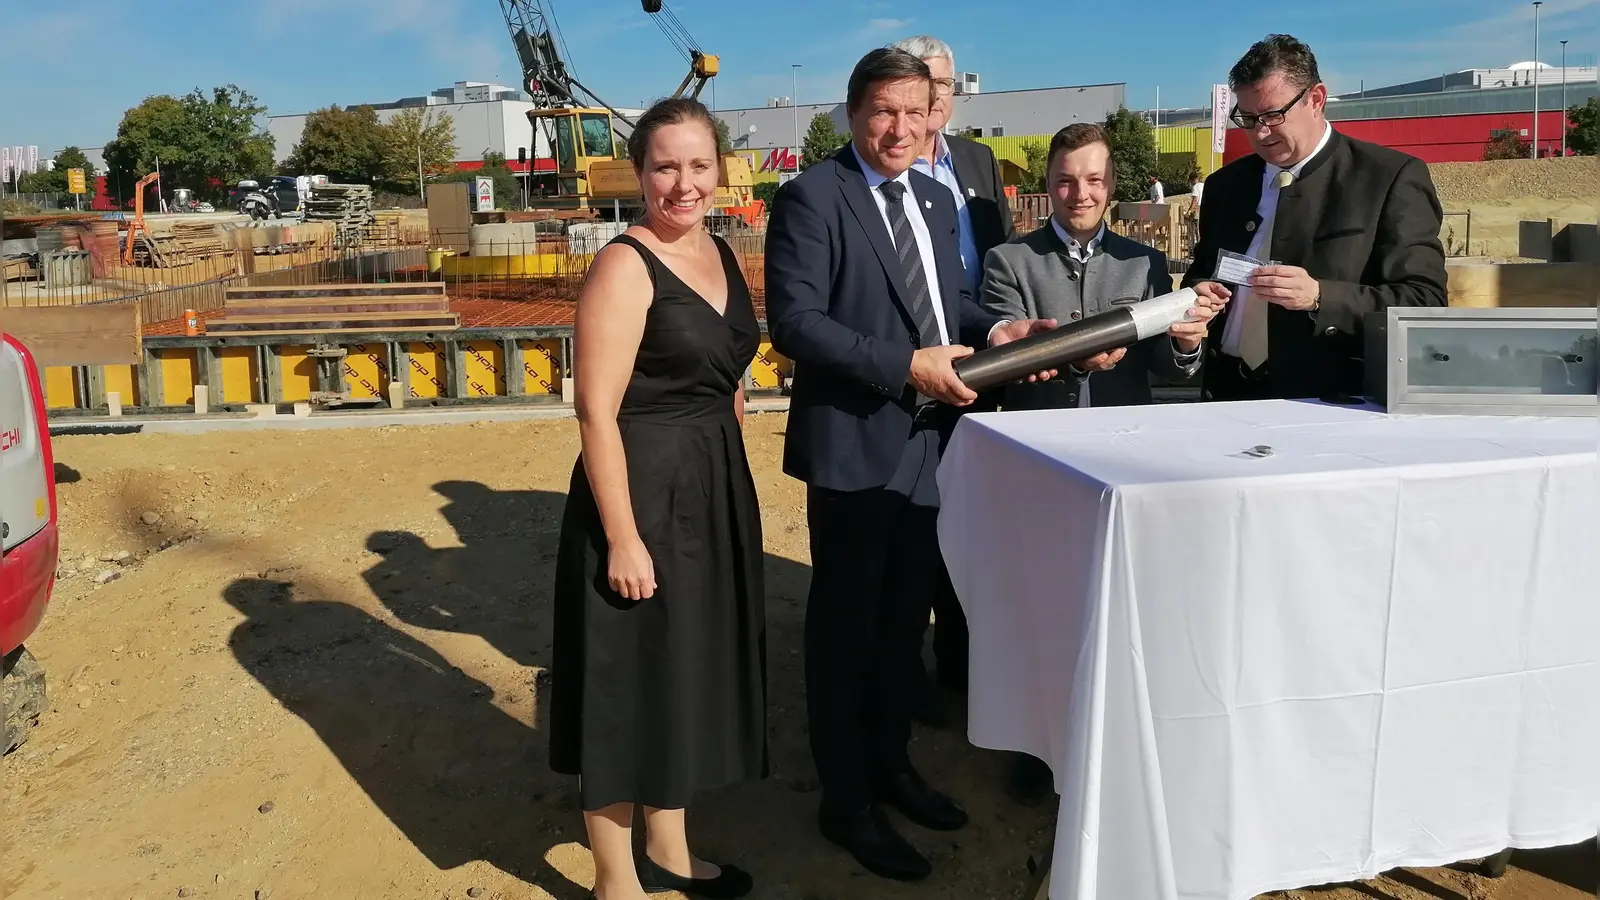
765, 144, 1004, 493
981, 225, 1199, 410
944, 134, 1017, 258
1182, 129, 1447, 400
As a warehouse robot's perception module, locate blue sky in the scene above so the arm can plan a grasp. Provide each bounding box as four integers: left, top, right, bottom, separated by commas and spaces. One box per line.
3, 0, 1597, 155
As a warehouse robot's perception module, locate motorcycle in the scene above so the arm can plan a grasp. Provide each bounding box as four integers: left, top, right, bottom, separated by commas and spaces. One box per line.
238, 188, 280, 221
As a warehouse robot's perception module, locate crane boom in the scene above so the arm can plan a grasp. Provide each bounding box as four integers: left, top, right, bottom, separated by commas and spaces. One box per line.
497, 0, 636, 129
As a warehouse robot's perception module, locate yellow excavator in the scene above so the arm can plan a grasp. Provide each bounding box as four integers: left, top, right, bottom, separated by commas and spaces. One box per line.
497, 0, 758, 225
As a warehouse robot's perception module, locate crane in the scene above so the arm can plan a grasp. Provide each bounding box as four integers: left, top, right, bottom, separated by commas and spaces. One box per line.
494, 0, 754, 223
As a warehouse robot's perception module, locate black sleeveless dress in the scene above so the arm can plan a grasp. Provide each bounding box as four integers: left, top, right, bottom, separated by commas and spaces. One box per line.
549, 232, 768, 811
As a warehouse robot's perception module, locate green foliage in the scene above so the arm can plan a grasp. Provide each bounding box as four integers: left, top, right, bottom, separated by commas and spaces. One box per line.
801, 112, 848, 170
283, 104, 387, 184
713, 117, 733, 155
382, 107, 457, 196
752, 181, 782, 205
1018, 138, 1050, 193
1567, 98, 1599, 156
1156, 154, 1201, 194
102, 85, 274, 205
438, 149, 521, 209
1102, 107, 1159, 202
16, 148, 93, 194
1482, 129, 1530, 161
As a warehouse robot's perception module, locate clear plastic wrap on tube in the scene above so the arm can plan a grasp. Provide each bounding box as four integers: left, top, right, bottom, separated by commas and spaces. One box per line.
954, 288, 1201, 392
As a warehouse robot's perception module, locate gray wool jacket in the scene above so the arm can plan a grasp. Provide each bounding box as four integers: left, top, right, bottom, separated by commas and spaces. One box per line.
979, 220, 1201, 410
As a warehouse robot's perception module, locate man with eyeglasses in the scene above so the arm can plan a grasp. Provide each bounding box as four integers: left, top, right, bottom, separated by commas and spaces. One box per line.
1183, 34, 1447, 403
888, 34, 1017, 725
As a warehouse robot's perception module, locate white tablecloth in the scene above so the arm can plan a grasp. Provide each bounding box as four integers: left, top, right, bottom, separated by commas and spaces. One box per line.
936, 400, 1600, 900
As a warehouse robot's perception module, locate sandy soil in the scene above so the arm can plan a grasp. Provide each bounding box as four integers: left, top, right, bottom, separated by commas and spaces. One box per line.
3, 415, 1594, 900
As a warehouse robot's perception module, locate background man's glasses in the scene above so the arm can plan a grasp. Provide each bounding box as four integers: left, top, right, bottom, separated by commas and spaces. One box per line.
1230, 84, 1312, 129
932, 78, 956, 96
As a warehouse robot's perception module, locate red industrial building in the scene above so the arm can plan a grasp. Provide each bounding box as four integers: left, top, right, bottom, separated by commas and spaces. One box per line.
1220, 76, 1596, 165
1224, 110, 1574, 164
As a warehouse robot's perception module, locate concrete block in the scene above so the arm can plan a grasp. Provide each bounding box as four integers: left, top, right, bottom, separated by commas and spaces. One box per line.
562, 377, 576, 404
387, 382, 406, 409
245, 404, 277, 418
1519, 219, 1553, 260
106, 391, 122, 418
293, 401, 312, 418
193, 384, 209, 415
1552, 221, 1600, 263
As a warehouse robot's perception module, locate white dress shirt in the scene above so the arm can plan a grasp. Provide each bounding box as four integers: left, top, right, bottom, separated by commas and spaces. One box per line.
1219, 122, 1334, 357
853, 143, 951, 346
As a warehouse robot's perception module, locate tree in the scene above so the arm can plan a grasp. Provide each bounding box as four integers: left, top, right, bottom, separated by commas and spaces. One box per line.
1567, 98, 1599, 156
800, 112, 848, 169
102, 85, 275, 205
1102, 107, 1159, 202
383, 107, 457, 198
1156, 154, 1201, 194
1018, 138, 1050, 193
283, 104, 387, 183
17, 146, 94, 195
439, 149, 520, 209
1482, 129, 1530, 161
713, 117, 733, 155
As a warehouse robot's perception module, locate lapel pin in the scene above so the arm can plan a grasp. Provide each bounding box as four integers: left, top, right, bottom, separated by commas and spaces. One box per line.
967, 187, 976, 197
1246, 221, 1257, 232
925, 200, 932, 209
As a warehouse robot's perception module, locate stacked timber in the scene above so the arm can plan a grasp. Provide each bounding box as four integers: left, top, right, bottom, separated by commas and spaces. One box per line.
302, 183, 375, 229
168, 221, 229, 257
205, 282, 458, 336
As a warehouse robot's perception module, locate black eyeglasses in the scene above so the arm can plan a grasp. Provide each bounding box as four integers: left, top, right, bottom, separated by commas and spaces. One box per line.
1229, 84, 1311, 129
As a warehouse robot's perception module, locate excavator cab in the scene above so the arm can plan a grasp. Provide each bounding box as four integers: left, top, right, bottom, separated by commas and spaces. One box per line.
527, 106, 620, 201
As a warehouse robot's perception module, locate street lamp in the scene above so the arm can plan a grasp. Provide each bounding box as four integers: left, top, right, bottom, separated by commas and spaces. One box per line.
1531, 1, 1542, 158
1560, 40, 1568, 156
791, 64, 802, 173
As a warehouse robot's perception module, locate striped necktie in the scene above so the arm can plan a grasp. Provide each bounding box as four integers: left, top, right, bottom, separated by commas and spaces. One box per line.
877, 180, 943, 349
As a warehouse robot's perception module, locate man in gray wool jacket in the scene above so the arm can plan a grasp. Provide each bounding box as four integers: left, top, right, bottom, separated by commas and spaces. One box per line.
981, 123, 1221, 413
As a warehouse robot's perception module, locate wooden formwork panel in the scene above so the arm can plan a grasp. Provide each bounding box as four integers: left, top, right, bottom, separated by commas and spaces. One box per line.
104, 364, 142, 407
343, 344, 389, 400
159, 349, 199, 406
405, 342, 447, 398
44, 367, 80, 409
279, 346, 317, 403
218, 347, 259, 405
521, 339, 561, 395
461, 341, 507, 397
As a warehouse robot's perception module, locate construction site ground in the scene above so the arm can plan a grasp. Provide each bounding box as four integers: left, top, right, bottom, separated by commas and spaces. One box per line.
5, 412, 1597, 900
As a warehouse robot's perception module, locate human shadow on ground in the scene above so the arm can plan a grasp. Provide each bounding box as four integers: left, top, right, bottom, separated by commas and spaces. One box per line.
224, 480, 816, 898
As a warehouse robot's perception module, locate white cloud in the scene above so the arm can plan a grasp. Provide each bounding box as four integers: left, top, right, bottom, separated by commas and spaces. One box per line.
867, 18, 912, 32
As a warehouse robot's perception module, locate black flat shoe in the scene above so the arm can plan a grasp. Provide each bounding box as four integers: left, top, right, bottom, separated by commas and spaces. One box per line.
637, 853, 753, 898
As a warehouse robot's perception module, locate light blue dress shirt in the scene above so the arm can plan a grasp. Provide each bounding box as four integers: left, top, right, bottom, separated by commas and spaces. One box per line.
912, 132, 980, 298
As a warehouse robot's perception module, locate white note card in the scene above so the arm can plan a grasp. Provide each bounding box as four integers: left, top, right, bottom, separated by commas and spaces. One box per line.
1213, 249, 1268, 285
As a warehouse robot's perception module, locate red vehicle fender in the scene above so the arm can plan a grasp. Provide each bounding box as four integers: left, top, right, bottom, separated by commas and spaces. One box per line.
0, 332, 59, 658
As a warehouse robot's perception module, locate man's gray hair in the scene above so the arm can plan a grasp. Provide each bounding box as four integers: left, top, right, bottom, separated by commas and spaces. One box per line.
888, 35, 954, 69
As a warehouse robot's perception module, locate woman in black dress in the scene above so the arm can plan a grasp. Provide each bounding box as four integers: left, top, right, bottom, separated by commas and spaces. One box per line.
549, 98, 766, 900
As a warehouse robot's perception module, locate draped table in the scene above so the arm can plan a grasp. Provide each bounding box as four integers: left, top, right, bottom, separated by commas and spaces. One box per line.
936, 400, 1599, 900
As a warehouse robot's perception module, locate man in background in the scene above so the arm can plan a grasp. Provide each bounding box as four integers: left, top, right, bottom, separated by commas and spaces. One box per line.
978, 122, 1219, 802
1184, 34, 1446, 402
888, 34, 1017, 721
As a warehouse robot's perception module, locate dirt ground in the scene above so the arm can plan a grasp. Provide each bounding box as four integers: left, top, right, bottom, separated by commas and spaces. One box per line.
3, 415, 1594, 900
1426, 157, 1599, 259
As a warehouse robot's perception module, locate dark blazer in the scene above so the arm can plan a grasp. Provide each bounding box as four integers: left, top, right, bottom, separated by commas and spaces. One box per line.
981, 225, 1199, 410
765, 144, 1004, 493
944, 134, 1017, 258
1182, 129, 1447, 400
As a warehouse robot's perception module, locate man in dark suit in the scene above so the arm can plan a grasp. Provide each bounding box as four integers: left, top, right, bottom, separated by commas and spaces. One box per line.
765, 47, 1054, 883
1183, 34, 1448, 402
890, 34, 1019, 713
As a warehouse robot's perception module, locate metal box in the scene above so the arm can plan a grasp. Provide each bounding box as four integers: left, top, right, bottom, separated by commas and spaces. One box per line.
1363, 306, 1598, 416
